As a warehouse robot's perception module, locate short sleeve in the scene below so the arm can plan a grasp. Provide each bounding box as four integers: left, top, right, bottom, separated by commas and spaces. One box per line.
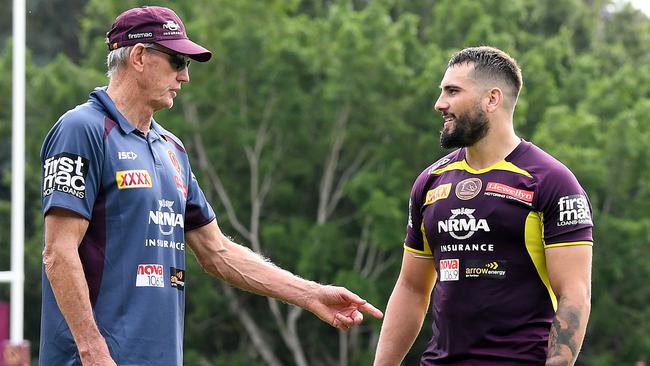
184, 169, 216, 231
536, 166, 593, 248
404, 171, 432, 256
41, 111, 103, 220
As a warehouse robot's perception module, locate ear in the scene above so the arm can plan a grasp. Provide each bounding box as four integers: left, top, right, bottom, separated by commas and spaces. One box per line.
129, 44, 147, 72
484, 87, 503, 113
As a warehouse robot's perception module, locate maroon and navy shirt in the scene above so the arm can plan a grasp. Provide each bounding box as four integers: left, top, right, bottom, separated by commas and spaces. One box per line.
39, 88, 216, 365
404, 140, 593, 366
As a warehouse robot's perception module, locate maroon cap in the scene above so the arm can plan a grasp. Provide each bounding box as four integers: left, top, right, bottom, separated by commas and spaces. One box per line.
106, 6, 212, 62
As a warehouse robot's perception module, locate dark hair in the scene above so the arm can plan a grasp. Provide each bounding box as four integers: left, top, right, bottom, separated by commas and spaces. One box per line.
448, 46, 522, 99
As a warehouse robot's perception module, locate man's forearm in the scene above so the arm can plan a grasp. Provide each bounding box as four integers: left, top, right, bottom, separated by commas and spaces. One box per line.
193, 236, 318, 308
545, 297, 590, 366
44, 247, 113, 363
374, 282, 429, 365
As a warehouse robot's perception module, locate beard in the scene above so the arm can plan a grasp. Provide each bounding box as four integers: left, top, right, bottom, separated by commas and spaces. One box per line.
439, 104, 490, 149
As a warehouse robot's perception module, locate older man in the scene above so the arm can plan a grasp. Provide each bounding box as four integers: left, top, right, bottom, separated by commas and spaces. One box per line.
40, 6, 382, 365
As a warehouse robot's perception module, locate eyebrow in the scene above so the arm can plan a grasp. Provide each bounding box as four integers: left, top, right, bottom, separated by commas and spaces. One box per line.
440, 84, 462, 91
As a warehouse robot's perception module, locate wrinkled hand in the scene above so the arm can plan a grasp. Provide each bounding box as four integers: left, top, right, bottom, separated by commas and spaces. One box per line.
305, 285, 383, 331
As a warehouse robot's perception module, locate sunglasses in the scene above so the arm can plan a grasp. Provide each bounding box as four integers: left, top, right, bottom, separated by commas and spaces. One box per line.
145, 46, 191, 71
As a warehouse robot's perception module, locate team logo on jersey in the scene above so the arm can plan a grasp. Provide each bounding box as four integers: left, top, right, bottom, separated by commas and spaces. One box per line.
425, 184, 452, 205
455, 178, 482, 200
407, 198, 413, 228
116, 170, 152, 189
149, 199, 184, 235
557, 194, 592, 226
439, 259, 459, 281
118, 151, 138, 160
170, 267, 185, 291
136, 264, 164, 288
438, 208, 490, 240
485, 182, 533, 205
465, 260, 507, 279
167, 150, 182, 175
42, 152, 89, 199
428, 158, 451, 174
174, 175, 188, 198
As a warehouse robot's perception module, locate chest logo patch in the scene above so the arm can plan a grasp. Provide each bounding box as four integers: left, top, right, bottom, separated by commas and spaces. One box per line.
439, 259, 460, 281
465, 260, 507, 279
167, 150, 182, 175
485, 182, 534, 204
425, 183, 451, 205
136, 264, 164, 287
170, 267, 185, 291
116, 170, 152, 189
456, 178, 483, 201
438, 208, 490, 240
455, 178, 482, 200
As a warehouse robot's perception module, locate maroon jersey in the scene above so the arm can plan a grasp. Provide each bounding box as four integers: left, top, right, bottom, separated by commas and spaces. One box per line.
404, 140, 593, 365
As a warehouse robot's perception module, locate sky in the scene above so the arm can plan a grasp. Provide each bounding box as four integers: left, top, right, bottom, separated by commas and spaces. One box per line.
628, 0, 650, 15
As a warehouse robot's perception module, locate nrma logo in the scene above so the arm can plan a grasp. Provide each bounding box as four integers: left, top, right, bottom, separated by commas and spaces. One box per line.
437, 208, 490, 240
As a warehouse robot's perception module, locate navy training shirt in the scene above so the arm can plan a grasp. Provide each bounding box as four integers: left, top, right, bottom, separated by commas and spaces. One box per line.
39, 87, 216, 365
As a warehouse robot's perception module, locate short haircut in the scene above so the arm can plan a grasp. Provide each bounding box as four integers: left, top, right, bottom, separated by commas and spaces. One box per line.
106, 43, 154, 79
448, 46, 523, 100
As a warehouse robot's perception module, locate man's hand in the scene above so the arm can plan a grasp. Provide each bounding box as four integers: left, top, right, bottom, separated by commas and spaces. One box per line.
303, 285, 383, 330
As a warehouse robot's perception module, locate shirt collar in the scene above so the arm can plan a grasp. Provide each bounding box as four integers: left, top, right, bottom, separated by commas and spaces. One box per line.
90, 87, 164, 140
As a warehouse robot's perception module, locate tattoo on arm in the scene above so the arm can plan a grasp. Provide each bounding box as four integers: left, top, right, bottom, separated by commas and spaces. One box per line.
545, 302, 582, 366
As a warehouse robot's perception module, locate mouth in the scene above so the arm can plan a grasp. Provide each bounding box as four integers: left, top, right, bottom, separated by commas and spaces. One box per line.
442, 113, 455, 128
170, 89, 180, 98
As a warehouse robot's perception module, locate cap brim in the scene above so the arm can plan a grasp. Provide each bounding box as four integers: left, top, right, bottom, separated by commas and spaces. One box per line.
156, 39, 212, 62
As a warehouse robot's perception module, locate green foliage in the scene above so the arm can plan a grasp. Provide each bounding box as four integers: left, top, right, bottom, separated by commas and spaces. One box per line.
5, 0, 650, 363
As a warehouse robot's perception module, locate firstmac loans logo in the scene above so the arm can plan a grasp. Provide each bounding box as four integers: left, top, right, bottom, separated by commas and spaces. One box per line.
42, 152, 89, 199
557, 195, 592, 227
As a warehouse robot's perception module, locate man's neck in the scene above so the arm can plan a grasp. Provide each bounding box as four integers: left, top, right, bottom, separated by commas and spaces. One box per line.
464, 120, 520, 170
106, 78, 154, 135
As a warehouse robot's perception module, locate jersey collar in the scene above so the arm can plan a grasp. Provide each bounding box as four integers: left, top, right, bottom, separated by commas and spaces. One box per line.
90, 87, 166, 140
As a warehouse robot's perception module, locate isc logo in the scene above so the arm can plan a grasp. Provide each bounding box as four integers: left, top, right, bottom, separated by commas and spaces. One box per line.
116, 170, 152, 189
118, 151, 138, 160
439, 259, 459, 281
136, 264, 164, 288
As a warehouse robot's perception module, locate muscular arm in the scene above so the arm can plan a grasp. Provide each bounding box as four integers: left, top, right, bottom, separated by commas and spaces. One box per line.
186, 220, 382, 327
373, 250, 437, 366
43, 208, 115, 365
545, 245, 592, 366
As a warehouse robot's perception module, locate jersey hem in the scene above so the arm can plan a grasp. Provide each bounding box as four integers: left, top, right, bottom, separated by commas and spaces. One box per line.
544, 241, 593, 249
43, 203, 92, 221
185, 216, 216, 232
403, 243, 433, 257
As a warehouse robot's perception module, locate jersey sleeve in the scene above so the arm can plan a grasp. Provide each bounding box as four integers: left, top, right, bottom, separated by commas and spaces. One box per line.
536, 165, 593, 248
404, 170, 432, 256
40, 111, 103, 220
184, 169, 216, 231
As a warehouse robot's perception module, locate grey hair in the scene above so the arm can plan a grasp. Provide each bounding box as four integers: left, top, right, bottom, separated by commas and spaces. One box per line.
106, 43, 155, 79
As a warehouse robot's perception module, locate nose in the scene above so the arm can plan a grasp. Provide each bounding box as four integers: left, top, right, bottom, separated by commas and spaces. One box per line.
178, 67, 190, 83
434, 94, 447, 112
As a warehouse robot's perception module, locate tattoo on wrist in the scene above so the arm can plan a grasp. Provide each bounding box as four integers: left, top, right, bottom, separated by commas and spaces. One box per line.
546, 303, 582, 366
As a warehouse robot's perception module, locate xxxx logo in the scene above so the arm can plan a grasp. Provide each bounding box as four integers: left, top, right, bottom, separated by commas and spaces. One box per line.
116, 170, 153, 189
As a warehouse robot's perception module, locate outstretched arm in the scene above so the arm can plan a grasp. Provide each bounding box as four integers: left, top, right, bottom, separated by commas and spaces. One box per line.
545, 245, 592, 366
185, 220, 383, 329
374, 250, 436, 365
